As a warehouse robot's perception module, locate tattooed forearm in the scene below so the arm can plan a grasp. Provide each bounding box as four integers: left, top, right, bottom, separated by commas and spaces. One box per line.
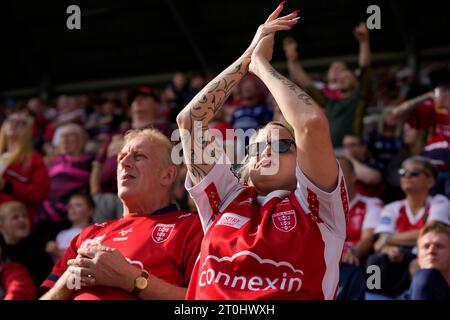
267, 66, 314, 106
187, 60, 247, 125
177, 56, 248, 179
297, 92, 313, 106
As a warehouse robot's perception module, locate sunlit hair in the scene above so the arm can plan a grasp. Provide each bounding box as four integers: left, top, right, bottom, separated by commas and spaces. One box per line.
0, 110, 34, 167
418, 221, 450, 243
0, 201, 27, 222
121, 128, 177, 197
122, 128, 174, 167
237, 121, 295, 184
51, 123, 87, 158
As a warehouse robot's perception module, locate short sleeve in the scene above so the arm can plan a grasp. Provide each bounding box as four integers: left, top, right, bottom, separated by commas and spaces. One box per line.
181, 216, 204, 285
185, 154, 243, 233
361, 198, 384, 230
428, 195, 450, 225
294, 163, 348, 239
375, 203, 399, 234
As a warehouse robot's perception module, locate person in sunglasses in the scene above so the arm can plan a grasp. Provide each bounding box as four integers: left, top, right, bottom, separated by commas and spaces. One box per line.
177, 3, 348, 299
366, 156, 450, 298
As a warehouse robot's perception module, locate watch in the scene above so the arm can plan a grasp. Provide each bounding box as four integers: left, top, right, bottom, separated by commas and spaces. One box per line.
131, 269, 150, 295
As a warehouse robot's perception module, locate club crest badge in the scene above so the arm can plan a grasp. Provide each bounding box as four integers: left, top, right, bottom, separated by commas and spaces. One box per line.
272, 210, 297, 232
152, 223, 175, 243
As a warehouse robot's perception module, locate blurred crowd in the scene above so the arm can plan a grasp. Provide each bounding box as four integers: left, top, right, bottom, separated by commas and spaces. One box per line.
0, 24, 449, 300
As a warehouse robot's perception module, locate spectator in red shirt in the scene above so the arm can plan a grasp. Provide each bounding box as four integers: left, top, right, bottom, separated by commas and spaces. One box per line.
391, 67, 450, 198
90, 87, 173, 223
0, 242, 36, 300
0, 201, 54, 288
40, 128, 203, 300
0, 110, 50, 223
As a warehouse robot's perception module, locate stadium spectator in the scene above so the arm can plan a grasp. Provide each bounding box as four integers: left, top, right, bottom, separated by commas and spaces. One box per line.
0, 201, 53, 288
230, 74, 273, 132
336, 156, 383, 300
367, 156, 450, 298
165, 72, 196, 122
177, 5, 347, 299
90, 87, 171, 223
408, 221, 450, 300
40, 128, 203, 300
282, 22, 373, 149
383, 122, 427, 203
43, 95, 86, 149
391, 67, 450, 197
283, 37, 347, 101
0, 242, 36, 300
26, 97, 50, 151
342, 134, 384, 198
85, 98, 122, 140
0, 110, 49, 223
45, 193, 94, 262
366, 107, 403, 172
36, 123, 92, 239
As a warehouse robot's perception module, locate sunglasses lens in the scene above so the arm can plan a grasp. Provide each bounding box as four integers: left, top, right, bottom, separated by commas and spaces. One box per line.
275, 140, 290, 153
399, 168, 425, 177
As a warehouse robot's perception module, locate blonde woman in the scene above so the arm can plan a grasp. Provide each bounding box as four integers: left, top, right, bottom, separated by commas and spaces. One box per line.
0, 110, 49, 222
177, 5, 347, 299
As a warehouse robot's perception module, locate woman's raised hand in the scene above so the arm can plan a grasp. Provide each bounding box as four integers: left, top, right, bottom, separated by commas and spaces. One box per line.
245, 2, 300, 58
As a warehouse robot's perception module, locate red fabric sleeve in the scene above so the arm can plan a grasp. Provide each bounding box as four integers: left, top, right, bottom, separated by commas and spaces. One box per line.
40, 233, 79, 290
407, 100, 435, 130
1, 262, 36, 300
181, 215, 204, 285
7, 152, 50, 204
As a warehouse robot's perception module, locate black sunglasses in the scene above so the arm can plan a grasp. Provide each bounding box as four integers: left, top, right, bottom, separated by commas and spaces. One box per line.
246, 139, 296, 157
398, 168, 428, 178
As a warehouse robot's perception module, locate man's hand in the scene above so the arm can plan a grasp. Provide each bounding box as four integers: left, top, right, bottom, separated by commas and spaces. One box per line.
353, 22, 369, 43
67, 243, 141, 292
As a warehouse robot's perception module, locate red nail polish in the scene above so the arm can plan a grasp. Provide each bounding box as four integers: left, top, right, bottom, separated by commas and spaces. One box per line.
280, 1, 285, 7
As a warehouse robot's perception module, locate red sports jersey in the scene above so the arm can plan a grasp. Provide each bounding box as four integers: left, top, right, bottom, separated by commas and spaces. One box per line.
40, 205, 203, 300
408, 100, 450, 147
344, 194, 383, 252
375, 195, 450, 234
185, 156, 348, 300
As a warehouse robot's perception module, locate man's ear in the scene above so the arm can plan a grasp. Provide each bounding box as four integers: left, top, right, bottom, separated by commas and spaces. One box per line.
161, 165, 178, 188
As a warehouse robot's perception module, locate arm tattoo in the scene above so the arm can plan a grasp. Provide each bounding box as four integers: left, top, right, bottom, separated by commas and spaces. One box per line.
267, 66, 314, 106
181, 58, 247, 174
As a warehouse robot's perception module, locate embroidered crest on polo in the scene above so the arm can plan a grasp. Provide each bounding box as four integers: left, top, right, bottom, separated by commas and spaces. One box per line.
152, 223, 175, 243
272, 210, 297, 232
